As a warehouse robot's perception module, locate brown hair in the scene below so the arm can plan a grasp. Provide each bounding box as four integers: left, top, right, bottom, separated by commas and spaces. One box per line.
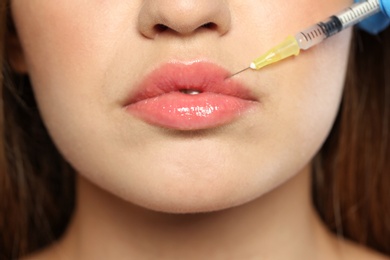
0, 2, 389, 259
0, 3, 75, 259
313, 25, 390, 252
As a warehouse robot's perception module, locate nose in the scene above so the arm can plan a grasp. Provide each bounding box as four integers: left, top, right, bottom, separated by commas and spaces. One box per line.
138, 0, 231, 38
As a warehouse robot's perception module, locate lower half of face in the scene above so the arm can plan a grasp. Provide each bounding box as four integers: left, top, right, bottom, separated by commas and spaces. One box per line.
11, 0, 352, 213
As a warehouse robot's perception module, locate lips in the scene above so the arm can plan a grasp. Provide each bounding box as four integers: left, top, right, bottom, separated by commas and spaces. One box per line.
124, 62, 257, 130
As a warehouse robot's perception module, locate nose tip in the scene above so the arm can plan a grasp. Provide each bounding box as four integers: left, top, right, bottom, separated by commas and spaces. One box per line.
138, 0, 231, 38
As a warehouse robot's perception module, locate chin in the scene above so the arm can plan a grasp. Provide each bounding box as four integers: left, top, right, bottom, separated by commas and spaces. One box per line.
116, 176, 265, 214
134, 193, 251, 214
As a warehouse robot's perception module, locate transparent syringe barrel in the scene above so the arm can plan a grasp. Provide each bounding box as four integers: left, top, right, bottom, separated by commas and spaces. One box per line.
295, 25, 327, 50
296, 0, 380, 50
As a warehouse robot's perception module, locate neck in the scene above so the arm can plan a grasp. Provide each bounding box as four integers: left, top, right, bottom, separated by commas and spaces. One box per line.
56, 166, 339, 259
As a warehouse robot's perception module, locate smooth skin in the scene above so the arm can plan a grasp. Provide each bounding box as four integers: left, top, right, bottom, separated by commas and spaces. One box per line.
8, 0, 390, 259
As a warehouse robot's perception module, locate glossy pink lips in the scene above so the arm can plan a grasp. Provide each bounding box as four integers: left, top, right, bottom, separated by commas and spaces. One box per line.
125, 62, 256, 130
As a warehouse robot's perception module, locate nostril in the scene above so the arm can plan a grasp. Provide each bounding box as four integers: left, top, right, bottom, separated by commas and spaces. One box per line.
154, 24, 169, 33
201, 22, 217, 30
153, 22, 217, 35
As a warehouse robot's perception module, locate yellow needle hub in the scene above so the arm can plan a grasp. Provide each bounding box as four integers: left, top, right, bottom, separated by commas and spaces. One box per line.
250, 36, 300, 70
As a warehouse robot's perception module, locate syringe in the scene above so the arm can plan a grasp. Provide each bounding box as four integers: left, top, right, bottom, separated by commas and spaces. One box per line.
230, 0, 381, 77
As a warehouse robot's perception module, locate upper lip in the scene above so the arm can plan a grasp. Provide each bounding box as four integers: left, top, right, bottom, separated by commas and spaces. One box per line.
125, 61, 257, 105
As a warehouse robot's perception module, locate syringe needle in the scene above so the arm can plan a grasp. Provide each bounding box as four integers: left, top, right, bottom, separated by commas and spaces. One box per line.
228, 35, 300, 79
228, 0, 381, 79
228, 67, 250, 78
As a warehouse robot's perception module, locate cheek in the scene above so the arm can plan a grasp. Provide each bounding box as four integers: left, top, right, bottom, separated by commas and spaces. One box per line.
11, 0, 141, 107
11, 0, 147, 151
239, 0, 353, 147
273, 28, 352, 160
239, 27, 352, 184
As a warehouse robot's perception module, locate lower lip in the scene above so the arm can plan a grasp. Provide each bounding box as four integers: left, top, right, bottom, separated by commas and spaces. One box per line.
127, 92, 254, 130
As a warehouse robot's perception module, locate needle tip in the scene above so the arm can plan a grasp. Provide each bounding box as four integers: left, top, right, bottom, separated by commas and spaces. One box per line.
228, 67, 250, 79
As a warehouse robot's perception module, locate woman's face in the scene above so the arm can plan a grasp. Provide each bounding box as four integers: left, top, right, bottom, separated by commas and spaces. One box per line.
11, 0, 352, 213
